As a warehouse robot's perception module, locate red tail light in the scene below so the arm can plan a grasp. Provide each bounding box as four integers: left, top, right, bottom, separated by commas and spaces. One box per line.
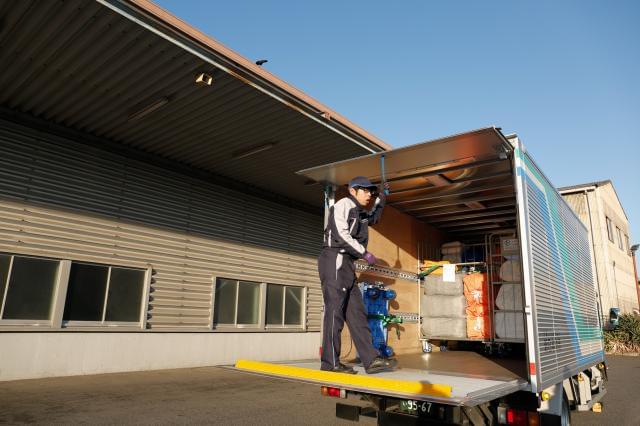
506, 408, 527, 426
320, 386, 345, 398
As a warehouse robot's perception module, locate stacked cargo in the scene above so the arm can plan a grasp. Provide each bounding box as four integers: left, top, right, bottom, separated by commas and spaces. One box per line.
493, 237, 525, 340
421, 273, 466, 339
440, 241, 463, 264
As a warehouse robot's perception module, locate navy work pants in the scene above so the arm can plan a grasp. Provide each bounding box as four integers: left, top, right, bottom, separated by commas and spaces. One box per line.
318, 248, 378, 370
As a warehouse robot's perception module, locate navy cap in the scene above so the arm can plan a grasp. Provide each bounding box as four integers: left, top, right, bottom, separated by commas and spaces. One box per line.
348, 176, 377, 190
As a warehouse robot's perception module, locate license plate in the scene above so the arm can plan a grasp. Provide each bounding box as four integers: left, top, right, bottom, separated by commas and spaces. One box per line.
399, 399, 432, 414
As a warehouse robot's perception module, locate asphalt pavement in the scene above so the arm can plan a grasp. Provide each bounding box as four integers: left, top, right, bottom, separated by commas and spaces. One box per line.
0, 355, 637, 425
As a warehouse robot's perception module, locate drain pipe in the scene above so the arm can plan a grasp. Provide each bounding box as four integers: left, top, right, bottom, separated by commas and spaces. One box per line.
631, 244, 640, 311
583, 188, 605, 325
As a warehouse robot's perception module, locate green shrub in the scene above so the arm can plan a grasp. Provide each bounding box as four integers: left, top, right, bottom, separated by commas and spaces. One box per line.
604, 313, 640, 354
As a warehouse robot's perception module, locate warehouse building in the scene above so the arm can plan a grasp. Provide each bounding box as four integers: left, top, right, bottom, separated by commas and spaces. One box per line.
559, 180, 639, 322
0, 0, 390, 381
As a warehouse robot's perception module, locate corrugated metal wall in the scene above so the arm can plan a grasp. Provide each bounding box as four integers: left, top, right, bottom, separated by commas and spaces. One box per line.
518, 152, 603, 391
0, 120, 323, 330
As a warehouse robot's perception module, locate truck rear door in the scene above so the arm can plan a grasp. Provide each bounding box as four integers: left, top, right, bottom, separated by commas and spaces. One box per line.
511, 135, 604, 393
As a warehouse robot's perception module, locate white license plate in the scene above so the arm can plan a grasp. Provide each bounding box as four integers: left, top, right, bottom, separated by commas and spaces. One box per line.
399, 399, 432, 414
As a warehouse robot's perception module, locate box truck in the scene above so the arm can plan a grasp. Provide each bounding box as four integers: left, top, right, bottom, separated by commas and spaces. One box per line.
235, 127, 606, 425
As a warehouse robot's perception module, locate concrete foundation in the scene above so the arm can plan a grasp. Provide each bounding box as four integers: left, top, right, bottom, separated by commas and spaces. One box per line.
0, 332, 321, 381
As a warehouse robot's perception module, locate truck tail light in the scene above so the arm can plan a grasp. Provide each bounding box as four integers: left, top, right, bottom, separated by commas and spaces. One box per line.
320, 386, 346, 398
505, 408, 539, 426
506, 408, 527, 425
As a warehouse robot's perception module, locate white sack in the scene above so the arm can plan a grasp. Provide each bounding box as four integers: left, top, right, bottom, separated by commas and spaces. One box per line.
422, 294, 466, 318
421, 317, 466, 339
499, 260, 522, 282
495, 284, 524, 311
494, 312, 525, 339
441, 241, 463, 254
423, 273, 464, 296
441, 254, 462, 264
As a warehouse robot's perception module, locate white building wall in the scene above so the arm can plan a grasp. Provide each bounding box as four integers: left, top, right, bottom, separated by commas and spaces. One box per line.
0, 332, 321, 381
561, 183, 638, 320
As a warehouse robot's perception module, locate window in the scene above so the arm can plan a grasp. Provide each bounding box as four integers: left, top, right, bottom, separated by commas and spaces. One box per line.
0, 254, 60, 321
606, 217, 614, 242
266, 284, 304, 327
63, 262, 146, 324
616, 227, 623, 250
213, 279, 261, 326
213, 278, 305, 329
625, 234, 630, 254
0, 252, 149, 328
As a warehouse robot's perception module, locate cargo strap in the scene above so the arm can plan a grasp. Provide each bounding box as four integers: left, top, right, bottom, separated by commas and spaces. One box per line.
368, 314, 403, 328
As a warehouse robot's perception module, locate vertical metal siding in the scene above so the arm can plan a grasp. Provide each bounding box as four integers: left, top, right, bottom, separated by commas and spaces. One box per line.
0, 120, 322, 330
516, 149, 603, 390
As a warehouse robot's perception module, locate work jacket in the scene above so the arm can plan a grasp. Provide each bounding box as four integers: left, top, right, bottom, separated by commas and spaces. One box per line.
322, 194, 385, 259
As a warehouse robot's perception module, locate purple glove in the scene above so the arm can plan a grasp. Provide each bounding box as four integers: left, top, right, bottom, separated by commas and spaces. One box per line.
363, 252, 377, 265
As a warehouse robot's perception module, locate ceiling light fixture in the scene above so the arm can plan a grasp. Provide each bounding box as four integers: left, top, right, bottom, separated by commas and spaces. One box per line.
231, 142, 277, 160
195, 72, 213, 86
128, 97, 170, 121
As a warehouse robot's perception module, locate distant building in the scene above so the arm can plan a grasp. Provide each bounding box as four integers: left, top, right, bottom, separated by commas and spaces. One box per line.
559, 181, 638, 322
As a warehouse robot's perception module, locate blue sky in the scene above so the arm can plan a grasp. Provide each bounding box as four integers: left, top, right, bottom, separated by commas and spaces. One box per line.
156, 0, 639, 261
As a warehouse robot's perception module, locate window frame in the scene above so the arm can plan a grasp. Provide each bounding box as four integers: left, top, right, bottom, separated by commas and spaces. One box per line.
625, 234, 630, 255
0, 254, 68, 327
0, 252, 151, 330
605, 216, 614, 243
212, 277, 265, 330
62, 262, 151, 329
616, 227, 623, 250
211, 276, 306, 331
265, 284, 306, 330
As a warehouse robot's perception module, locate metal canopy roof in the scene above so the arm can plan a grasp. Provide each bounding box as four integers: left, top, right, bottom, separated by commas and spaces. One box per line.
0, 0, 389, 209
298, 128, 519, 235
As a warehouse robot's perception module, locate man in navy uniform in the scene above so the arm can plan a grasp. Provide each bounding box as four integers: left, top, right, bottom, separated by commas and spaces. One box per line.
318, 176, 397, 374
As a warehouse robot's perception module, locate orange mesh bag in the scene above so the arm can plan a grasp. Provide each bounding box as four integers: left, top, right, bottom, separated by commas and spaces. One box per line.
463, 273, 488, 307
467, 313, 491, 339
466, 304, 489, 318
464, 273, 491, 338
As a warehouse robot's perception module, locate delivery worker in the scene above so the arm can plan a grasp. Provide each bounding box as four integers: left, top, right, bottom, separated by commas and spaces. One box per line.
318, 176, 398, 374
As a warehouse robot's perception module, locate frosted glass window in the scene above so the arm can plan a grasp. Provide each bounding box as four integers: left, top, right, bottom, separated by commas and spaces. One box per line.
2, 256, 59, 320
63, 263, 109, 321
213, 278, 237, 324
606, 217, 614, 242
237, 281, 260, 325
0, 254, 10, 311
63, 264, 146, 323
266, 284, 284, 325
284, 287, 303, 325
105, 268, 145, 322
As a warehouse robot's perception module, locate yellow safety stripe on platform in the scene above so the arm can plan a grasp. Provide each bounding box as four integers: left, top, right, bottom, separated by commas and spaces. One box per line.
235, 360, 452, 398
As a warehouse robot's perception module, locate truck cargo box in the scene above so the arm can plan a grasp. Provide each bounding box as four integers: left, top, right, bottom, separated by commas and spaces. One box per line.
234, 127, 604, 407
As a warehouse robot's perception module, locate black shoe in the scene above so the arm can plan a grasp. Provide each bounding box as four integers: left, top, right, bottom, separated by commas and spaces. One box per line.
327, 363, 357, 374
365, 357, 398, 374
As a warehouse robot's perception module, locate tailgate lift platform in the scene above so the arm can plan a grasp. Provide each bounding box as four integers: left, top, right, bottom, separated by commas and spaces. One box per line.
235, 352, 528, 406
